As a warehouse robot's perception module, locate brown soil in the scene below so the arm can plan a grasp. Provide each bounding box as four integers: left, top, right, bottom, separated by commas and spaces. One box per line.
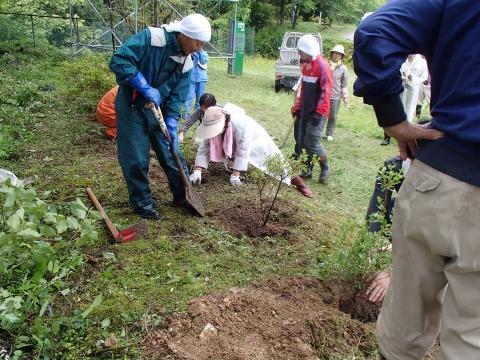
200, 163, 300, 239
140, 277, 379, 360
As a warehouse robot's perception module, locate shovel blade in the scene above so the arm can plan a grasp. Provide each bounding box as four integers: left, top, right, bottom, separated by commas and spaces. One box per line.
185, 186, 205, 217
118, 219, 149, 243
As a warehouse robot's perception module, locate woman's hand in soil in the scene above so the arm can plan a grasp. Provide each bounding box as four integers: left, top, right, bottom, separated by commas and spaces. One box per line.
366, 271, 390, 303
229, 174, 242, 186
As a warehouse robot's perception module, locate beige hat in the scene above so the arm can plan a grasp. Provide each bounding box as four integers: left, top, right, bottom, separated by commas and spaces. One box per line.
196, 106, 227, 140
330, 44, 345, 56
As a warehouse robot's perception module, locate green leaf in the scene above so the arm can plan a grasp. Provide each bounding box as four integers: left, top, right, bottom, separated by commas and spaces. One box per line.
38, 299, 49, 317
56, 217, 68, 234
60, 288, 71, 296
2, 313, 19, 323
101, 318, 111, 328
81, 294, 103, 318
102, 252, 116, 262
44, 212, 57, 224
16, 228, 41, 239
6, 207, 25, 230
39, 225, 56, 238
47, 260, 60, 274
67, 216, 80, 230
70, 198, 88, 219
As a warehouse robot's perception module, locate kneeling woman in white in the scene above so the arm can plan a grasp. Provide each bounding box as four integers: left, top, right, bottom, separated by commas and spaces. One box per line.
189, 103, 313, 197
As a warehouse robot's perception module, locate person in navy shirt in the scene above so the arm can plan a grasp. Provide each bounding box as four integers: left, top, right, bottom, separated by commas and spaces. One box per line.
353, 1, 480, 358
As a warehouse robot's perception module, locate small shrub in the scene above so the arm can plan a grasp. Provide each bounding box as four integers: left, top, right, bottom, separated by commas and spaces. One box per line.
317, 162, 401, 288
60, 54, 116, 113
248, 152, 305, 226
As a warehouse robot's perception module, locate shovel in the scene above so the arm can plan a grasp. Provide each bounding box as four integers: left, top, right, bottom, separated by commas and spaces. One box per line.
150, 106, 205, 217
279, 117, 296, 149
85, 187, 148, 243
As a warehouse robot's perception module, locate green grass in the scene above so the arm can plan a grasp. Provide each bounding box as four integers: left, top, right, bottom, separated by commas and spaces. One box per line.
1, 46, 398, 357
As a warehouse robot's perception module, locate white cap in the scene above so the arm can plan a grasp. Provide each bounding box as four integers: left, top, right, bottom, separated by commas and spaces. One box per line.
297, 34, 320, 58
179, 14, 211, 42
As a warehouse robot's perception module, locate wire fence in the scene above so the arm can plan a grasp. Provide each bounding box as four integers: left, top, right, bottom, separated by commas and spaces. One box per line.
0, 8, 255, 58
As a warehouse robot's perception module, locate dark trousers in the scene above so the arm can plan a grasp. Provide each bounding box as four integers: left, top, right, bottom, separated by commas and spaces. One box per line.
293, 115, 327, 159
365, 156, 404, 232
117, 106, 190, 210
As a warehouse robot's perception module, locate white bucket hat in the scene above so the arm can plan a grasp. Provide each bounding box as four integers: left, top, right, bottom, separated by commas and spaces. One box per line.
196, 106, 227, 140
297, 34, 320, 58
330, 44, 345, 56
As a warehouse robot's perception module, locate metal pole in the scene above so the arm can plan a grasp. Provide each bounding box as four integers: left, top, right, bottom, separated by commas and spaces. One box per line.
30, 16, 35, 48
133, 0, 138, 33
159, 0, 233, 65
68, 0, 74, 54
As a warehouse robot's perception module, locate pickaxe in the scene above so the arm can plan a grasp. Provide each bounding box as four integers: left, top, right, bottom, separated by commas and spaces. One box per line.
85, 187, 148, 243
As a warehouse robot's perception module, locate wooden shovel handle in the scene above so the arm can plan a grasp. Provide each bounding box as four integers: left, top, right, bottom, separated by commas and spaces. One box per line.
85, 187, 120, 239
151, 106, 191, 188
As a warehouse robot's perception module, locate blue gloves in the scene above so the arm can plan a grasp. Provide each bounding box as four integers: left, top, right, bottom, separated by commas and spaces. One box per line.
129, 72, 161, 107
165, 116, 179, 147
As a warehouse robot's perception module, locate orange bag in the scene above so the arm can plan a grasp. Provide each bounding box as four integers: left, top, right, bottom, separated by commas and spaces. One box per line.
96, 85, 119, 140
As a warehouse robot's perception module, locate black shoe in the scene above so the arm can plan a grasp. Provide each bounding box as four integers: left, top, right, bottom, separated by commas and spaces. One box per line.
300, 164, 313, 179
172, 199, 196, 214
319, 161, 330, 184
133, 203, 161, 219
380, 138, 390, 146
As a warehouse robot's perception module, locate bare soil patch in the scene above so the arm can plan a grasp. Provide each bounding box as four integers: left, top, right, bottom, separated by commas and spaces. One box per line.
199, 163, 300, 239
141, 277, 378, 360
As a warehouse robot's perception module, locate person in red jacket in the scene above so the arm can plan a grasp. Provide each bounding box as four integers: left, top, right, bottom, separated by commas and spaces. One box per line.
96, 85, 119, 140
291, 34, 332, 183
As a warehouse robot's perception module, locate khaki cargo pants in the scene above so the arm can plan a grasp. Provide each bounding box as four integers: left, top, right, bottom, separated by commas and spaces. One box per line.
378, 160, 480, 359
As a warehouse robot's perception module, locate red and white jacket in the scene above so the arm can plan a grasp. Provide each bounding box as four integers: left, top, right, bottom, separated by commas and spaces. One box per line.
292, 55, 332, 120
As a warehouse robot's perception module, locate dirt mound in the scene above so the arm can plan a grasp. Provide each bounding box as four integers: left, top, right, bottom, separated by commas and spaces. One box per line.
200, 163, 300, 239
207, 197, 297, 238
141, 277, 378, 360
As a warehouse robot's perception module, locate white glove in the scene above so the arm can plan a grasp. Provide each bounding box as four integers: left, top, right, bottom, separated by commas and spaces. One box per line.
229, 175, 242, 186
178, 131, 184, 143
189, 169, 202, 185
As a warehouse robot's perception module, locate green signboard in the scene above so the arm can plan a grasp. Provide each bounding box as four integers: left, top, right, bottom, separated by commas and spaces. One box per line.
232, 21, 245, 76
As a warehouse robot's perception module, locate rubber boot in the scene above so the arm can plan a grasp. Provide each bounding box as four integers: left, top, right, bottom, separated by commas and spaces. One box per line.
291, 176, 313, 198
300, 162, 313, 179
318, 159, 330, 184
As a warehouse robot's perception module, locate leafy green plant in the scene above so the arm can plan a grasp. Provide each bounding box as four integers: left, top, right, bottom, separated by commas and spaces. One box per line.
0, 180, 102, 357
60, 54, 116, 113
367, 163, 405, 238
317, 162, 403, 288
248, 152, 305, 226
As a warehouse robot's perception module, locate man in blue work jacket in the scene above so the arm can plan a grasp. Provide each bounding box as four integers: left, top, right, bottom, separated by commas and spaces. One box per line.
354, 1, 480, 359
109, 14, 211, 219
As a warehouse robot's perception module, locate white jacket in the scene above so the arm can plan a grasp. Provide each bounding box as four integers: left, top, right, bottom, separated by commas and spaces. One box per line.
195, 103, 283, 174
400, 55, 429, 121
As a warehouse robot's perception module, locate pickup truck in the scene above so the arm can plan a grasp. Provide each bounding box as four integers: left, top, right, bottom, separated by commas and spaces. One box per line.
274, 31, 323, 92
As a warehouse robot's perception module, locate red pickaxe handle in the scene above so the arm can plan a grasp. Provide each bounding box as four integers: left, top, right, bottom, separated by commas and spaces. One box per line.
85, 187, 120, 241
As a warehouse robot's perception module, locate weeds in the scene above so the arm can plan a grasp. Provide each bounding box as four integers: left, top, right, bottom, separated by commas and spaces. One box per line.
0, 181, 102, 358
317, 162, 403, 288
